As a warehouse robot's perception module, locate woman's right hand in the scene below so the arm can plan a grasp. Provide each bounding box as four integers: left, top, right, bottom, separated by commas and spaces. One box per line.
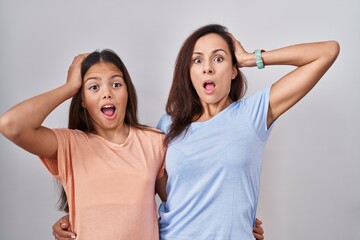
227, 32, 253, 68
52, 215, 76, 240
66, 53, 89, 93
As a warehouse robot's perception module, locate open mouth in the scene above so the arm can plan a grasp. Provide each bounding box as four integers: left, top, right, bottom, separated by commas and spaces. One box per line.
203, 80, 216, 92
101, 104, 116, 118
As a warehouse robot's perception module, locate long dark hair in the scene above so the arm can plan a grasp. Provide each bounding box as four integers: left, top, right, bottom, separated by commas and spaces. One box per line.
164, 24, 247, 145
58, 49, 150, 212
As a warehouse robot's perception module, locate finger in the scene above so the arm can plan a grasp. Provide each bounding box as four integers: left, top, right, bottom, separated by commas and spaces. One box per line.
227, 33, 244, 50
53, 231, 76, 240
253, 225, 265, 235
253, 232, 264, 240
53, 228, 76, 237
56, 236, 76, 240
227, 32, 236, 41
60, 222, 70, 229
255, 218, 263, 225
53, 220, 67, 232
71, 53, 89, 65
52, 222, 76, 239
54, 228, 76, 239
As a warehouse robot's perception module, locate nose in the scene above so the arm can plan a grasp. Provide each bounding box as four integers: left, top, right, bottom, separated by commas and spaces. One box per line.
102, 87, 112, 99
203, 60, 214, 74
102, 94, 112, 99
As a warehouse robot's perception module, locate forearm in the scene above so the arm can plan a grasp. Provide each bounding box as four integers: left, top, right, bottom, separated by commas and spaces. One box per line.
240, 41, 340, 68
262, 41, 339, 67
0, 83, 77, 140
155, 172, 168, 202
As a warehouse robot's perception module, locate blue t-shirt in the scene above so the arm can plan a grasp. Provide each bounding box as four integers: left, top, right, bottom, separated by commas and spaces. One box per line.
156, 87, 274, 240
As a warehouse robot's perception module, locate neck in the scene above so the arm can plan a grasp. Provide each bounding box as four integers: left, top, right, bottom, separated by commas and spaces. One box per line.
95, 123, 130, 144
196, 96, 232, 122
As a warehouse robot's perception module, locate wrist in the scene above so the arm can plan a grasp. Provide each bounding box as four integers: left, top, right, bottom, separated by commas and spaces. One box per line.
237, 52, 256, 67
254, 49, 265, 69
64, 82, 81, 96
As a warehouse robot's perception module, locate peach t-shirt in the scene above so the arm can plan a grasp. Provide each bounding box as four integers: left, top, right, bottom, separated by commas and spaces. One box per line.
41, 127, 165, 240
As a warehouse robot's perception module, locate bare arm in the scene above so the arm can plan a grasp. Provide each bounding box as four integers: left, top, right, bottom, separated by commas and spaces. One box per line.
230, 34, 340, 127
155, 171, 168, 202
0, 54, 87, 159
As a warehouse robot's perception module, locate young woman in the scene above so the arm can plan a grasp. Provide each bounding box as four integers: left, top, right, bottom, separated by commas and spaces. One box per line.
0, 50, 167, 240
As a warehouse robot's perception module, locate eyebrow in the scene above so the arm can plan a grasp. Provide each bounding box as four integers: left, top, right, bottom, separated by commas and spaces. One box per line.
192, 48, 228, 56
84, 74, 124, 83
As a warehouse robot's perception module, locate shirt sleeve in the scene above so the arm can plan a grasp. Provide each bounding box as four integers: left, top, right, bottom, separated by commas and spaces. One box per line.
155, 132, 166, 179
243, 86, 275, 142
156, 113, 171, 134
39, 128, 73, 184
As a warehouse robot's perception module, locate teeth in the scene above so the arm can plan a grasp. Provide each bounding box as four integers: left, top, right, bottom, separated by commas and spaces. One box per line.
102, 105, 114, 109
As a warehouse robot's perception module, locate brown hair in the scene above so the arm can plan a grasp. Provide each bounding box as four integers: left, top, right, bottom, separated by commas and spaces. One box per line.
58, 49, 151, 212
164, 24, 247, 145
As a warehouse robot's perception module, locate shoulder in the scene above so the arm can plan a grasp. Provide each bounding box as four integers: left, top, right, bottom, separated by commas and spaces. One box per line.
52, 128, 88, 142
53, 128, 86, 136
131, 127, 165, 155
156, 113, 172, 134
132, 126, 165, 142
236, 87, 271, 110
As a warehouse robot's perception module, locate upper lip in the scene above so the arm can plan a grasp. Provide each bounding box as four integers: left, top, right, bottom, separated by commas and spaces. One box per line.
101, 104, 116, 110
101, 104, 115, 108
203, 79, 216, 87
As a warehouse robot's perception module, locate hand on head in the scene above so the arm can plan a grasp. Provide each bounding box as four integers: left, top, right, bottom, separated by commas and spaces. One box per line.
66, 53, 89, 93
227, 33, 253, 68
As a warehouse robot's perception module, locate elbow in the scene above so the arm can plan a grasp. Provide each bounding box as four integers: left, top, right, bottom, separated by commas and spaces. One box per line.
327, 40, 340, 61
0, 114, 23, 141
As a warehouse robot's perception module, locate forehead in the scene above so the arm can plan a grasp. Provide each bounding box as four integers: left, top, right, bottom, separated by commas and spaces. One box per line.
85, 61, 122, 77
193, 33, 229, 53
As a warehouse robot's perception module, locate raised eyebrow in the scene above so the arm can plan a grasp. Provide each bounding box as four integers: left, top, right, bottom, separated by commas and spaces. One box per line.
212, 49, 228, 55
111, 74, 124, 80
192, 48, 228, 56
84, 74, 124, 83
84, 76, 100, 83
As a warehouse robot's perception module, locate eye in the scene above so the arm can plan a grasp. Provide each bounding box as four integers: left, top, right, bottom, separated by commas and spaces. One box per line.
88, 84, 99, 91
193, 58, 202, 64
214, 56, 224, 63
113, 82, 122, 88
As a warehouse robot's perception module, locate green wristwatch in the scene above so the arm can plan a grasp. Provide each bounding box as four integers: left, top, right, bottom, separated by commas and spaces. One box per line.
254, 49, 265, 69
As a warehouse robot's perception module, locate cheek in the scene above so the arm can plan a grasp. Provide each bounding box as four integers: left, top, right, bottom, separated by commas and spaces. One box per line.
119, 91, 129, 107
82, 94, 97, 110
190, 70, 202, 88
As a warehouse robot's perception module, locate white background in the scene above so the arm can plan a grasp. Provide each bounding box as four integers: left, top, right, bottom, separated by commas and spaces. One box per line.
1, 0, 359, 239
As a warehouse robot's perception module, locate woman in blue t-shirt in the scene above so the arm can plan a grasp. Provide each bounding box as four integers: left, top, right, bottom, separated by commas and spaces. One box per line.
154, 24, 338, 239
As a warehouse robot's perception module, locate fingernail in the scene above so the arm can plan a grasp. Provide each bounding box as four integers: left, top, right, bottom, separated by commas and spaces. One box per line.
71, 236, 76, 239
61, 223, 67, 227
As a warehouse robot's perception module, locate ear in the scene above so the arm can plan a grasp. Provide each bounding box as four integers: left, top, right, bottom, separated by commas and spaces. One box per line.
231, 65, 238, 80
